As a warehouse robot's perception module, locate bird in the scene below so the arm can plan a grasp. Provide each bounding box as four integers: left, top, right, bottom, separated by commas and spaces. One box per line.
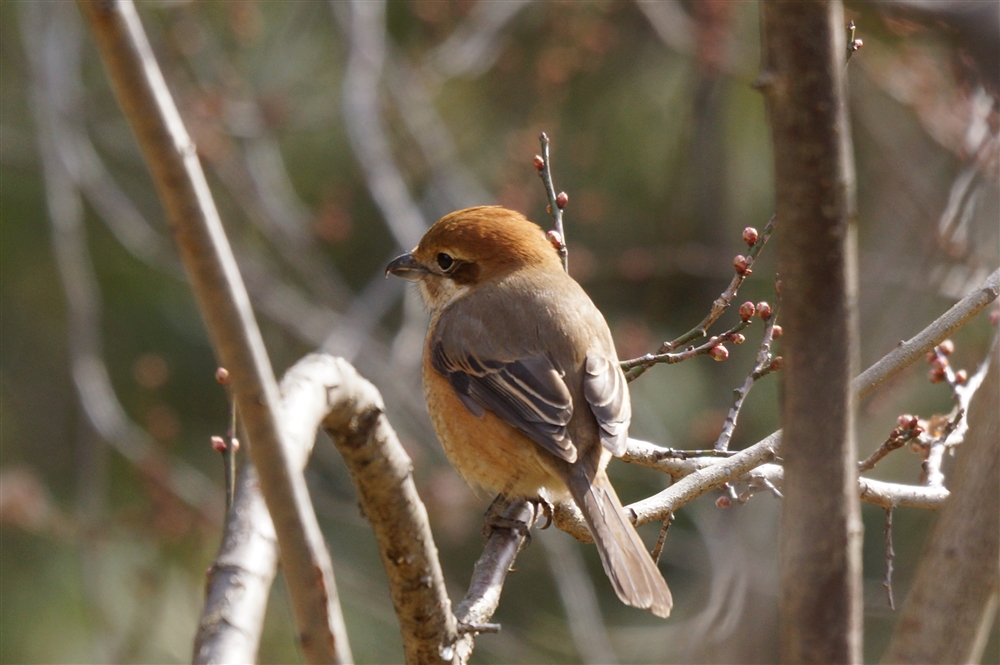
386, 205, 672, 617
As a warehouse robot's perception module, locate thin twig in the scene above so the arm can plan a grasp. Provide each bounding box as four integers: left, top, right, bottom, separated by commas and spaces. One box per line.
538, 132, 568, 272
661, 215, 776, 353
714, 309, 781, 451
883, 505, 896, 610
622, 319, 752, 381
651, 513, 674, 564
857, 420, 922, 473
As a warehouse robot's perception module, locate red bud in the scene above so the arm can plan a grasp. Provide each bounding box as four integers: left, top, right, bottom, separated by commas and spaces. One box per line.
771, 324, 783, 339
742, 227, 759, 246
556, 192, 569, 209
709, 345, 729, 362
769, 356, 783, 370
533, 155, 545, 171
757, 302, 773, 321
546, 230, 564, 250
211, 436, 226, 453
715, 495, 732, 509
739, 301, 755, 321
730, 333, 746, 345
897, 414, 914, 429
937, 339, 955, 356
215, 367, 229, 385
955, 369, 968, 384
733, 255, 749, 275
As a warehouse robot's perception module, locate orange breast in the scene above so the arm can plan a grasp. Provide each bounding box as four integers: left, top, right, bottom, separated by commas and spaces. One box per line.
422, 358, 570, 501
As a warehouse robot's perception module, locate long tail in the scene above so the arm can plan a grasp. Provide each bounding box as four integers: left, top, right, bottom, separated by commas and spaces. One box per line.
566, 470, 672, 618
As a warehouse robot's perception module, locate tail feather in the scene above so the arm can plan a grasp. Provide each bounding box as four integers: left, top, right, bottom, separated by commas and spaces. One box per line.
567, 471, 673, 618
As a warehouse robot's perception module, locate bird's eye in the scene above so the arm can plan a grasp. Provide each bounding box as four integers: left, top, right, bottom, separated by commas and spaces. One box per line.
436, 253, 455, 271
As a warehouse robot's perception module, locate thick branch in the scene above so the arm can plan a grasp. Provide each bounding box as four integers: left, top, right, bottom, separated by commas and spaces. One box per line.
76, 2, 348, 662
762, 2, 862, 662
321, 360, 458, 665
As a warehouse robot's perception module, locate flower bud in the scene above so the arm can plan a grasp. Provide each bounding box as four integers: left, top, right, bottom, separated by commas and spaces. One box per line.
533, 155, 545, 171
230, 437, 241, 452
730, 333, 746, 345
211, 435, 227, 453
715, 495, 732, 509
897, 414, 914, 429
546, 230, 564, 250
769, 356, 783, 370
215, 367, 230, 385
709, 345, 729, 362
771, 324, 783, 339
739, 301, 755, 321
742, 226, 759, 246
757, 301, 773, 321
733, 255, 749, 275
991, 310, 999, 326
955, 369, 968, 384
546, 204, 552, 214
937, 339, 955, 356
556, 191, 569, 209
928, 368, 946, 383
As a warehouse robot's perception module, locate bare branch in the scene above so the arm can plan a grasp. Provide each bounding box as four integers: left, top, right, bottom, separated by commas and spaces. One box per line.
885, 337, 1000, 663
321, 360, 458, 665
852, 267, 999, 400
76, 2, 349, 661
453, 500, 535, 664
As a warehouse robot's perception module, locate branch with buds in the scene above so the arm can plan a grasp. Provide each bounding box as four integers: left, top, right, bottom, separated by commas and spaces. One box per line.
535, 133, 569, 273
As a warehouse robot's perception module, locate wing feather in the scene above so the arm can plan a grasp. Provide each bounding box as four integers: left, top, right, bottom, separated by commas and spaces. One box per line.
583, 352, 631, 456
431, 341, 577, 462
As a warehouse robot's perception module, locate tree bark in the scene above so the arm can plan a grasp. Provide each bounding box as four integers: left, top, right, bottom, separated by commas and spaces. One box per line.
761, 2, 863, 662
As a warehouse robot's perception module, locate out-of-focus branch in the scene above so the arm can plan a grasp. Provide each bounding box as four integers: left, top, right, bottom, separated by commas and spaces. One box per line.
540, 532, 618, 665
75, 2, 349, 662
23, 1, 218, 516
884, 337, 1000, 664
761, 3, 861, 662
336, 0, 427, 251
320, 359, 458, 665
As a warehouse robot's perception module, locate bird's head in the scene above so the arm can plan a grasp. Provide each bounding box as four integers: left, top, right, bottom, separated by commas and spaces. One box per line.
386, 206, 562, 311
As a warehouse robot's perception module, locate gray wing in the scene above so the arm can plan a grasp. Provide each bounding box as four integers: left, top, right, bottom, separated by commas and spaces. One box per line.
583, 352, 631, 456
431, 341, 577, 462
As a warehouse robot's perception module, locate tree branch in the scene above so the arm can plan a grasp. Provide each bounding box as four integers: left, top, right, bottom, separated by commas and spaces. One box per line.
320, 359, 459, 665
884, 337, 1000, 664
761, 2, 862, 661
76, 2, 349, 662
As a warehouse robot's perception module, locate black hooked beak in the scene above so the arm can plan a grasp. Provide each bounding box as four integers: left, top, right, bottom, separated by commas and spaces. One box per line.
385, 252, 427, 281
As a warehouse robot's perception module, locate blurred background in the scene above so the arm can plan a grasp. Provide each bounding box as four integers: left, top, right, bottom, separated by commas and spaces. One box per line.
1, 1, 997, 662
